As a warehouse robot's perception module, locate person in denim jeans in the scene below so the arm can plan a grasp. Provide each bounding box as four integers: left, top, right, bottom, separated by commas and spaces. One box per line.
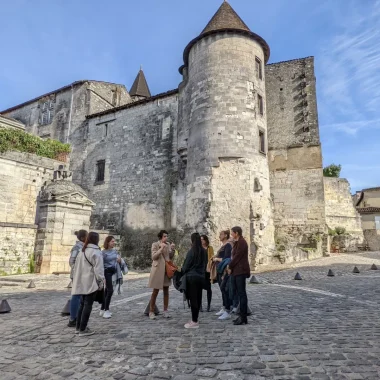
67, 230, 88, 328
99, 236, 121, 319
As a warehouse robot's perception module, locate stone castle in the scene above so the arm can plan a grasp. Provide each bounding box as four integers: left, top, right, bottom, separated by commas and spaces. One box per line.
0, 2, 364, 273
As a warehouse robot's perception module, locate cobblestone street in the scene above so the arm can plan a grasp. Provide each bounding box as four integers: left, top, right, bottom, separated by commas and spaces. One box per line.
1, 252, 380, 380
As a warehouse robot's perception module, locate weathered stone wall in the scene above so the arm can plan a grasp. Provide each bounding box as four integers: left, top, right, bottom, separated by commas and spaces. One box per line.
0, 115, 25, 130
82, 93, 178, 232
364, 230, 380, 251
324, 177, 363, 233
178, 33, 276, 266
0, 152, 63, 274
266, 57, 327, 259
3, 81, 131, 185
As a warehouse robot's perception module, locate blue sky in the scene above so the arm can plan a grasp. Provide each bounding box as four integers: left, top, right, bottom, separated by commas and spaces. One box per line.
0, 0, 379, 192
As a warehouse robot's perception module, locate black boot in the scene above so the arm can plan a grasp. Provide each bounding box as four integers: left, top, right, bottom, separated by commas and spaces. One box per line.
207, 304, 211, 312
67, 319, 76, 327
233, 315, 240, 323
233, 316, 248, 325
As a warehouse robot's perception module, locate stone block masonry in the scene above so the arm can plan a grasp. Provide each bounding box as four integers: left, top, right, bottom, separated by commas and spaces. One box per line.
0, 151, 64, 274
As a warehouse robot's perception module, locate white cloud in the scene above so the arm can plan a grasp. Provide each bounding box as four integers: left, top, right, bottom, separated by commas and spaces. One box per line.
321, 118, 380, 135
318, 0, 380, 127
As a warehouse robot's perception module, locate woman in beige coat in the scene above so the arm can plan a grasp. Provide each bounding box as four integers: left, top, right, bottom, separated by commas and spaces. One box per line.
148, 230, 175, 320
72, 232, 104, 336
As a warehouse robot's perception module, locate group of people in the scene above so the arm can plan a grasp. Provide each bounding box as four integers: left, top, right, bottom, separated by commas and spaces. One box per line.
148, 226, 250, 329
67, 225, 250, 336
68, 230, 126, 336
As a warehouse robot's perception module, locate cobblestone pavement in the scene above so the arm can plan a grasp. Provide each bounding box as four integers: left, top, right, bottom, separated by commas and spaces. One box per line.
1, 252, 380, 379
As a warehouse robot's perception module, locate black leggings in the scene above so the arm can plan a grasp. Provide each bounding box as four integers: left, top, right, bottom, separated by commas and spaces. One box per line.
101, 269, 115, 311
186, 276, 204, 323
202, 272, 212, 307
76, 292, 96, 331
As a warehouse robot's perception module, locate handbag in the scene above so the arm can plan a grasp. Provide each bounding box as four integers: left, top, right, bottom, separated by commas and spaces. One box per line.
165, 259, 178, 279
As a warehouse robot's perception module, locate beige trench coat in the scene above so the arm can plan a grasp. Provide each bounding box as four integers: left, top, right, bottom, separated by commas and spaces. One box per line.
72, 244, 105, 295
148, 241, 174, 290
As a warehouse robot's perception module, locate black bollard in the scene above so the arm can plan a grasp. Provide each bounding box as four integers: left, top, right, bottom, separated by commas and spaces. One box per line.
294, 272, 302, 280
143, 301, 159, 316
249, 275, 261, 284
27, 280, 36, 289
327, 269, 335, 277
371, 264, 378, 270
66, 281, 72, 289
0, 300, 11, 314
61, 300, 71, 316
353, 266, 360, 274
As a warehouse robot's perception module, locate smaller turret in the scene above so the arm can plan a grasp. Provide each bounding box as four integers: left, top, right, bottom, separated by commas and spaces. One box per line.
129, 67, 151, 101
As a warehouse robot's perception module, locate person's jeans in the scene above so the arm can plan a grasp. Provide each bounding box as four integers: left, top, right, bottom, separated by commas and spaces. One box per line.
186, 276, 204, 323
230, 274, 239, 309
150, 287, 169, 312
233, 274, 248, 320
70, 294, 81, 321
218, 273, 232, 311
101, 268, 115, 311
76, 292, 96, 331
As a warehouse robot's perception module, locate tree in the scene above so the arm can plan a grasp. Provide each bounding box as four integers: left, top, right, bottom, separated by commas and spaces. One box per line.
323, 164, 341, 178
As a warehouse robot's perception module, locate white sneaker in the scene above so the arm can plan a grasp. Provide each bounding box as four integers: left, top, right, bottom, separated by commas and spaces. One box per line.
99, 310, 105, 317
218, 311, 231, 320
103, 310, 112, 319
215, 308, 225, 316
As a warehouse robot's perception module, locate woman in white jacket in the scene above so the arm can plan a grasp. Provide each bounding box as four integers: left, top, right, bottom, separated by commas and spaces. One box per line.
72, 232, 105, 336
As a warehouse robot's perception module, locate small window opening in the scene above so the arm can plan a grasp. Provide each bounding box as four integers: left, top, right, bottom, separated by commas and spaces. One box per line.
257, 94, 264, 116
255, 57, 263, 80
259, 130, 266, 154
96, 160, 105, 182
104, 124, 108, 138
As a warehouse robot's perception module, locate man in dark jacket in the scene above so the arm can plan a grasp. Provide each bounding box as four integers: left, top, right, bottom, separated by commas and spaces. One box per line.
227, 226, 250, 325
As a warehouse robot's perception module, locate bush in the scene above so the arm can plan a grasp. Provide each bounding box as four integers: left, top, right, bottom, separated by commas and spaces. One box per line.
0, 128, 70, 160
335, 227, 346, 235
323, 164, 341, 178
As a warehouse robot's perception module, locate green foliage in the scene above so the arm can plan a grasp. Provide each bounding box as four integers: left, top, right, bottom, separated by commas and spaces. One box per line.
29, 255, 35, 273
329, 226, 346, 236
0, 128, 70, 160
323, 164, 341, 178
335, 226, 346, 235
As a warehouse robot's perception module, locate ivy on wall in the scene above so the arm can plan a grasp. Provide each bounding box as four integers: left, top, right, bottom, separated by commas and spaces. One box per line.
0, 128, 70, 160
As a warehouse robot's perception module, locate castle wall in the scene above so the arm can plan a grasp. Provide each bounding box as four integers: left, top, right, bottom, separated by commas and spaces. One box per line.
0, 151, 62, 274
82, 93, 178, 232
179, 33, 275, 265
3, 81, 131, 185
266, 57, 327, 259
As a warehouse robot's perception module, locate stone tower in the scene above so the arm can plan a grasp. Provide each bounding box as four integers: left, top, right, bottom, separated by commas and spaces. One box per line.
177, 1, 276, 266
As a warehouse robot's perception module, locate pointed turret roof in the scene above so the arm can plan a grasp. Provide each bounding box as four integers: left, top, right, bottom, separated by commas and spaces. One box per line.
180, 1, 270, 73
130, 68, 151, 98
201, 1, 251, 35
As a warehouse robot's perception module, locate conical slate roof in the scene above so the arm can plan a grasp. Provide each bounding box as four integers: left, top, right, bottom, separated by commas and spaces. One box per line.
201, 1, 251, 35
130, 69, 151, 98
180, 1, 270, 73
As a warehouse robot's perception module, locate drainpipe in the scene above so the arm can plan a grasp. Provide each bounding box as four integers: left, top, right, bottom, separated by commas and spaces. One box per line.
66, 84, 74, 143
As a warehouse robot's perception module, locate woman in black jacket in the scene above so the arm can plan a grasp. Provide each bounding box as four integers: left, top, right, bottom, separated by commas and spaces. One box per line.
182, 232, 208, 329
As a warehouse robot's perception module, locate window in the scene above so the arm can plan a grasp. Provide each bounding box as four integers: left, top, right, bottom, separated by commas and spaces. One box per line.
104, 123, 108, 138
257, 94, 264, 115
255, 57, 262, 80
40, 100, 54, 125
259, 129, 266, 154
96, 160, 105, 182
376, 216, 380, 230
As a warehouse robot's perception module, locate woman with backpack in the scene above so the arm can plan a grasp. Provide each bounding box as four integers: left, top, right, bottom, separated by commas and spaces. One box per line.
72, 231, 104, 336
